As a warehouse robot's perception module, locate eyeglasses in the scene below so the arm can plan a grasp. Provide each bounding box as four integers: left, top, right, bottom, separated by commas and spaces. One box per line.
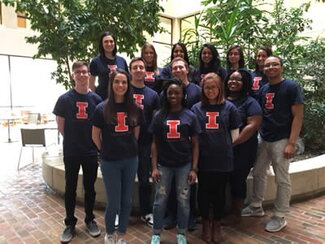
73, 70, 89, 75
264, 62, 281, 68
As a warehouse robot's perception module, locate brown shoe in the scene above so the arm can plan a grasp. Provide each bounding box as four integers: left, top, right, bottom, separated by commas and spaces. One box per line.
201, 218, 212, 243
212, 221, 223, 243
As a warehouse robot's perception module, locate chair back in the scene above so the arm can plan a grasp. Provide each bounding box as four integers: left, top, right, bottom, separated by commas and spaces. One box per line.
21, 128, 46, 146
27, 113, 41, 124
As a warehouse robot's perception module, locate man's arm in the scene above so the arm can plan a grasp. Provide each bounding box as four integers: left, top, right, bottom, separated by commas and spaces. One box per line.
89, 75, 96, 92
284, 103, 304, 159
56, 116, 65, 136
92, 126, 102, 151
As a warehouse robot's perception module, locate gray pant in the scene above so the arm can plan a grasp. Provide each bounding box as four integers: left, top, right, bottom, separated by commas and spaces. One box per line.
250, 138, 291, 217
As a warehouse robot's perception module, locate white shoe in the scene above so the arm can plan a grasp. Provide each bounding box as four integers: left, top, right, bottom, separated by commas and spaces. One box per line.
104, 233, 115, 244
141, 213, 154, 226
115, 214, 119, 229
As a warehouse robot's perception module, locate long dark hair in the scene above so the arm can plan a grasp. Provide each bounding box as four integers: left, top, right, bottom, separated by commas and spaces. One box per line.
171, 42, 190, 65
98, 31, 117, 57
103, 69, 139, 126
141, 43, 159, 75
254, 46, 273, 72
226, 45, 245, 70
199, 43, 221, 71
224, 68, 252, 101
201, 73, 225, 107
157, 78, 187, 121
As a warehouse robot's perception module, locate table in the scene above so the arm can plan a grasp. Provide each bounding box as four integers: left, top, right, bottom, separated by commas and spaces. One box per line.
0, 116, 21, 143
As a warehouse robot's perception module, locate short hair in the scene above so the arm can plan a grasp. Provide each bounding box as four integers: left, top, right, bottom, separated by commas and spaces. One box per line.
72, 61, 88, 71
171, 57, 189, 70
98, 31, 117, 57
201, 73, 225, 106
129, 57, 146, 70
266, 55, 283, 66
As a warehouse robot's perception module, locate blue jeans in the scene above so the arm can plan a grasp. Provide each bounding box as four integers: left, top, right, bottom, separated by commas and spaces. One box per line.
153, 163, 191, 235
100, 157, 138, 234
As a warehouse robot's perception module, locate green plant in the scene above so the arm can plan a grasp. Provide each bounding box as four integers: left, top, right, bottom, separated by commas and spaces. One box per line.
1, 0, 163, 88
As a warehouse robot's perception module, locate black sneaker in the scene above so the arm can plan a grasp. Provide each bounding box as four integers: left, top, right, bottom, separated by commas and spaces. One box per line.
60, 225, 76, 243
86, 220, 101, 237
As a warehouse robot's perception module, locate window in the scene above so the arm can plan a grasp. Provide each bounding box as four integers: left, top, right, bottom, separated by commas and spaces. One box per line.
17, 11, 27, 28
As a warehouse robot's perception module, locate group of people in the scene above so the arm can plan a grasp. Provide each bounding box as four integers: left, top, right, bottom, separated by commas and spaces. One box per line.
53, 31, 304, 244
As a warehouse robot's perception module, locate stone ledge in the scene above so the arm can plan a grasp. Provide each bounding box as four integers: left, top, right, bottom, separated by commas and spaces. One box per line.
42, 151, 325, 210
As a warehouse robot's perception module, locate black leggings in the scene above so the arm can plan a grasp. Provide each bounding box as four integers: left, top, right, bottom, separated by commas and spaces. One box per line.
198, 171, 228, 221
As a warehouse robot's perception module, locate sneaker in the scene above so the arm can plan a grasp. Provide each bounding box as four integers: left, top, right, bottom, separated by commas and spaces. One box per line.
141, 213, 154, 226
176, 234, 187, 244
60, 225, 76, 243
104, 233, 115, 244
116, 238, 127, 244
115, 214, 119, 229
86, 220, 101, 237
241, 205, 265, 217
151, 235, 160, 244
265, 216, 287, 232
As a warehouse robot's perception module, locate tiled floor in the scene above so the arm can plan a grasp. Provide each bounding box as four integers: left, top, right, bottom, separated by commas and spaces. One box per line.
0, 125, 324, 243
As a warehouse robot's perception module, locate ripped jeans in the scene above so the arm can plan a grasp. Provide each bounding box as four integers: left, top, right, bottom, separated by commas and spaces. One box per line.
152, 163, 191, 235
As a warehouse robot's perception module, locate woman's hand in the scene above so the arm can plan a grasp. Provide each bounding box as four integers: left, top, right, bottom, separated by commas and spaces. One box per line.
188, 170, 197, 185
152, 168, 160, 183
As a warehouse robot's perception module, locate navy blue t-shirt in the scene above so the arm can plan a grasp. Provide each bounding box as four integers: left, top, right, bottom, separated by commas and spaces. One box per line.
131, 85, 160, 144
149, 108, 201, 167
92, 102, 142, 161
53, 89, 102, 157
193, 66, 227, 84
258, 78, 304, 142
89, 55, 128, 99
144, 66, 163, 93
228, 96, 262, 170
191, 101, 241, 172
250, 70, 269, 100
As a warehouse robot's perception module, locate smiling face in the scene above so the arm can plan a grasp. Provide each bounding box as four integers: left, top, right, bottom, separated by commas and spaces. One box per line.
203, 78, 220, 104
102, 35, 115, 55
167, 84, 184, 107
130, 60, 146, 82
228, 47, 240, 66
263, 56, 283, 80
173, 45, 185, 59
112, 73, 128, 100
143, 47, 155, 66
256, 49, 268, 68
72, 65, 90, 88
201, 47, 213, 65
227, 71, 243, 93
171, 60, 189, 82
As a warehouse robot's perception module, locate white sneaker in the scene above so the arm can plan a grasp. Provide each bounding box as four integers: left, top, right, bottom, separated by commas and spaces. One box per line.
116, 238, 127, 244
104, 233, 115, 244
115, 214, 119, 229
265, 216, 287, 232
141, 213, 154, 226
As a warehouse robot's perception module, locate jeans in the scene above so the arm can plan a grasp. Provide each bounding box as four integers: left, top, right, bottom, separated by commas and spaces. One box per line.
153, 163, 191, 235
100, 157, 138, 234
251, 139, 291, 217
63, 155, 98, 226
137, 143, 153, 216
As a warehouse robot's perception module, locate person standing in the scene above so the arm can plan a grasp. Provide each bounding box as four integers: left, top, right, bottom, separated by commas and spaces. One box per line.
222, 69, 262, 225
226, 45, 245, 73
89, 31, 128, 100
149, 79, 201, 244
141, 43, 163, 93
53, 61, 102, 243
241, 56, 304, 232
191, 73, 241, 243
129, 57, 160, 226
92, 70, 143, 244
250, 46, 273, 99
